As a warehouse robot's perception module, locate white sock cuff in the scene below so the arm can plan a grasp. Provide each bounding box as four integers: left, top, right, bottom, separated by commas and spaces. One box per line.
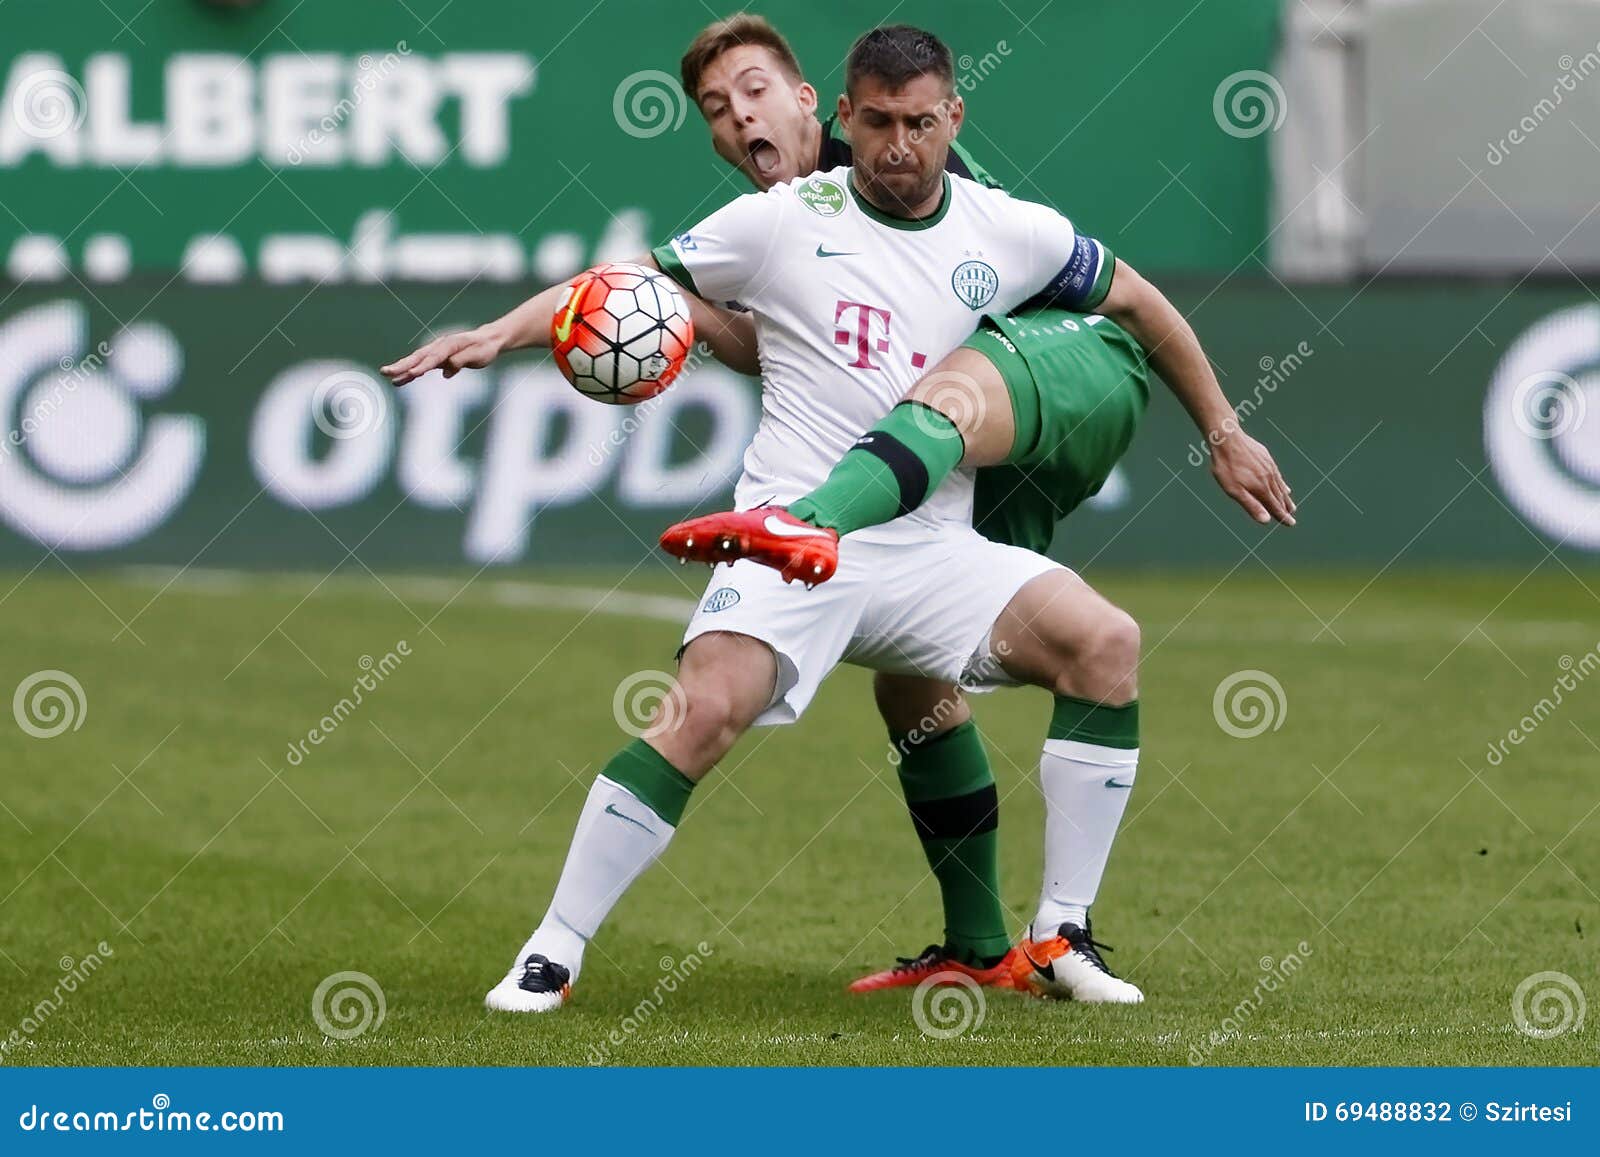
1042, 738, 1140, 768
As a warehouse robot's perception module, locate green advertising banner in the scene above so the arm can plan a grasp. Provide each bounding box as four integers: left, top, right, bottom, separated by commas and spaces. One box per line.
1, 279, 1596, 570
1, 0, 1279, 282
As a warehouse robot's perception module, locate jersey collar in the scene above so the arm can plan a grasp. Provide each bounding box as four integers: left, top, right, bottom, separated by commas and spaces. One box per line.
848, 171, 952, 231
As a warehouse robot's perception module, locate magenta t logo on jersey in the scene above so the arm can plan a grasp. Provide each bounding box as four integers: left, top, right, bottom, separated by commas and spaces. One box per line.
833, 300, 891, 370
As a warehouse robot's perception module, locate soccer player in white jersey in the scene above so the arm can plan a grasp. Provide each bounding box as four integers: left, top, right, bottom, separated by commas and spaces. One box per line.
381, 25, 1281, 1010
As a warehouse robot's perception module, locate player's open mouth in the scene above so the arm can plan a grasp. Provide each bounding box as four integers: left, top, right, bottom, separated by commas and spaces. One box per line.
747, 138, 781, 181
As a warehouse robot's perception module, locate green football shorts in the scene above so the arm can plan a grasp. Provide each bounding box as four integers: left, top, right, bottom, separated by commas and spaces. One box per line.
961, 309, 1150, 555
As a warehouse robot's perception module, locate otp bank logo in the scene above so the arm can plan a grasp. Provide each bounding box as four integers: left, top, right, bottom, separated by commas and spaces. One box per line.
0, 301, 203, 550
1484, 304, 1600, 551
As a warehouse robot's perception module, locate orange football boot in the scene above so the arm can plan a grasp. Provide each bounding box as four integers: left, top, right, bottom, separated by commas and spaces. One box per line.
1011, 920, 1144, 1003
848, 944, 1024, 993
660, 507, 839, 586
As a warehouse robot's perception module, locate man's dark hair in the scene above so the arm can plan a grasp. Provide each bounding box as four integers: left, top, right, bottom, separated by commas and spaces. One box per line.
681, 14, 805, 105
845, 24, 954, 95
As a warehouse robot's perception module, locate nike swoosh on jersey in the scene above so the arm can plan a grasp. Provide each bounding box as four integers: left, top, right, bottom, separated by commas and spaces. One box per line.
1103, 777, 1134, 789
763, 515, 834, 538
815, 245, 860, 258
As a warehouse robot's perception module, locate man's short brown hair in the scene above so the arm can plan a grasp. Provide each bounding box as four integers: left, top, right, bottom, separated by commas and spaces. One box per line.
680, 13, 804, 105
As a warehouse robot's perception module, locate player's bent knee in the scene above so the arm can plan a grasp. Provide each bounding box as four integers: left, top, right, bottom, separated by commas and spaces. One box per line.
679, 691, 745, 754
1068, 609, 1140, 703
904, 348, 1015, 466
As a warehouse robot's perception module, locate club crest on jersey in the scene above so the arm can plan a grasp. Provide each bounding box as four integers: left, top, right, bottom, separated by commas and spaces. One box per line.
701, 587, 741, 613
797, 177, 847, 217
952, 260, 999, 310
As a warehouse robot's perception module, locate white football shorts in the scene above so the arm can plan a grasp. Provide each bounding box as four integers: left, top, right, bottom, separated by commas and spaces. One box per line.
680, 523, 1063, 726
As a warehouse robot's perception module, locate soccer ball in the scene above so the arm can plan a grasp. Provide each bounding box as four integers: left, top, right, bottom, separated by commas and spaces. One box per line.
550, 262, 695, 404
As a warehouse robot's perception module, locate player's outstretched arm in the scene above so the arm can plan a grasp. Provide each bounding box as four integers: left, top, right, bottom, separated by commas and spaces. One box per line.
381, 260, 758, 387
380, 281, 568, 386
1097, 259, 1297, 527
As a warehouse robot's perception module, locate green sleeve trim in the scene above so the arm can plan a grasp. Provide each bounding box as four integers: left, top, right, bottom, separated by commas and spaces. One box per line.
650, 241, 700, 298
1084, 243, 1116, 311
950, 138, 1002, 189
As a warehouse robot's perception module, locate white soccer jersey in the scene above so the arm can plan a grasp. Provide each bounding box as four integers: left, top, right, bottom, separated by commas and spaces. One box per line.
651, 165, 1093, 541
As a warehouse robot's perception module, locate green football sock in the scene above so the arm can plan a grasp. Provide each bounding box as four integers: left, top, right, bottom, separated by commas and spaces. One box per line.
893, 720, 1012, 966
789, 401, 965, 535
601, 738, 696, 825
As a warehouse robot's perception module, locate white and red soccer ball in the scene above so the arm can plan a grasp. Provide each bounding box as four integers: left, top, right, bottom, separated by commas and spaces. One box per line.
550, 262, 694, 404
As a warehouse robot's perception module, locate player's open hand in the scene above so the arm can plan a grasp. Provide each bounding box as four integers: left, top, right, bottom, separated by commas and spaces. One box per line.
381, 327, 503, 387
1210, 428, 1296, 526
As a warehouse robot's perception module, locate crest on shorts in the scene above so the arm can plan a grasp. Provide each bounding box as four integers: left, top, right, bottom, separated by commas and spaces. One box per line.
702, 587, 741, 613
797, 177, 847, 217
952, 259, 999, 309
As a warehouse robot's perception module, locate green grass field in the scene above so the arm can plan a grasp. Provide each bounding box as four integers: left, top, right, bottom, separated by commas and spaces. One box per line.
1, 563, 1595, 1066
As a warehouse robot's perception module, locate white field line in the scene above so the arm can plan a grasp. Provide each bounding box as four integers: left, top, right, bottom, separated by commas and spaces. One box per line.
115, 566, 697, 623
108, 567, 1589, 646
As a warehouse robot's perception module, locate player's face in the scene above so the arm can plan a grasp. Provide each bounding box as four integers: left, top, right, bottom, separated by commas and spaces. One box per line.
695, 45, 819, 189
840, 74, 962, 216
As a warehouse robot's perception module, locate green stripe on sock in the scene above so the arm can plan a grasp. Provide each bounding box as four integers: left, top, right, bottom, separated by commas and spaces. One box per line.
893, 720, 1011, 965
601, 739, 695, 826
1049, 694, 1140, 749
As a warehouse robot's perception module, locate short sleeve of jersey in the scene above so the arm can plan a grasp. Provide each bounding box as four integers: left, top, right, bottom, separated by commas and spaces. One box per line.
650, 188, 786, 310
1014, 199, 1117, 313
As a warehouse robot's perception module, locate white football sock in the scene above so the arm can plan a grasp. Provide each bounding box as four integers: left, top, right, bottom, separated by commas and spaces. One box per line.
513, 775, 676, 983
1033, 739, 1139, 935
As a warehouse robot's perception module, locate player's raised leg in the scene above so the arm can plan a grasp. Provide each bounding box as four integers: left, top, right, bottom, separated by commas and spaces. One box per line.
989, 568, 1144, 1003
485, 631, 775, 1013
659, 343, 1012, 581
847, 674, 1019, 992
